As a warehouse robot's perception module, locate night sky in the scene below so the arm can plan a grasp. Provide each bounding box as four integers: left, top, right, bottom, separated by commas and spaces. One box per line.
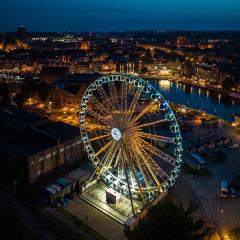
1, 0, 240, 31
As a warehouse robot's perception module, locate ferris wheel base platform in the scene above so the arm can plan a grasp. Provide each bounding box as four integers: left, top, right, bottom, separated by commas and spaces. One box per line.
80, 190, 128, 224
79, 182, 167, 227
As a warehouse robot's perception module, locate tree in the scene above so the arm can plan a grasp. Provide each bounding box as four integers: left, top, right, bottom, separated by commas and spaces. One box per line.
184, 61, 194, 78
14, 92, 26, 106
127, 198, 215, 240
37, 81, 49, 102
24, 75, 37, 94
222, 77, 235, 91
141, 66, 149, 75
142, 50, 154, 65
0, 83, 11, 104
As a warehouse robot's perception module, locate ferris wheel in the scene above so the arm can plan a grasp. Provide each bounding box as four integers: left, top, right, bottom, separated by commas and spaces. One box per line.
79, 74, 183, 202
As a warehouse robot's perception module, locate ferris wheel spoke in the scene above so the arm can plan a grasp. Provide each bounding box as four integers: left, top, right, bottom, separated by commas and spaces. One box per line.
87, 141, 116, 183
89, 95, 112, 117
136, 132, 175, 144
132, 119, 168, 129
121, 142, 145, 196
86, 123, 111, 132
97, 85, 116, 116
127, 86, 143, 120
87, 109, 112, 126
89, 133, 112, 142
97, 85, 109, 102
129, 145, 152, 189
94, 140, 114, 158
121, 81, 128, 112
137, 138, 176, 165
106, 142, 120, 169
119, 142, 138, 213
134, 145, 162, 187
136, 144, 169, 183
108, 81, 120, 109
113, 147, 122, 168
117, 81, 129, 128
130, 100, 157, 125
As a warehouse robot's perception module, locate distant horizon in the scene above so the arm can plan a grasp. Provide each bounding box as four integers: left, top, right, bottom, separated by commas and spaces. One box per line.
1, 28, 240, 33
1, 0, 240, 33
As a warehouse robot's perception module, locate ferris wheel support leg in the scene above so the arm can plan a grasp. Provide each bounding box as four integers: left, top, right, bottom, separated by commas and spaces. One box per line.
123, 143, 146, 202
120, 140, 135, 215
123, 159, 135, 215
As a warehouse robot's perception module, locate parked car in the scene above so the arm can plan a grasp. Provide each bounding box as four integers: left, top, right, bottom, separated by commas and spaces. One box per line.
229, 187, 237, 197
227, 142, 238, 149
206, 153, 216, 162
220, 180, 228, 198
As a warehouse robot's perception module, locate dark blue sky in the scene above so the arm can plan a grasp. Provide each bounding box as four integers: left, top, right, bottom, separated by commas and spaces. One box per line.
1, 0, 240, 31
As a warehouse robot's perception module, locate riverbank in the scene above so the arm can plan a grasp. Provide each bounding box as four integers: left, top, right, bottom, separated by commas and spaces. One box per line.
177, 79, 240, 100
173, 78, 240, 101
144, 75, 240, 101
147, 79, 240, 122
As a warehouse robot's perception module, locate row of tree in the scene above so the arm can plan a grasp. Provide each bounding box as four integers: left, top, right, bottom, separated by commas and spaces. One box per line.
0, 78, 49, 106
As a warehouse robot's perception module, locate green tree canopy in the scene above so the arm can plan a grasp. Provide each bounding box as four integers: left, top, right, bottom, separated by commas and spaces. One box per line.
37, 81, 49, 102
127, 198, 215, 240
14, 92, 26, 106
0, 83, 11, 104
141, 66, 149, 75
184, 61, 194, 78
222, 77, 235, 91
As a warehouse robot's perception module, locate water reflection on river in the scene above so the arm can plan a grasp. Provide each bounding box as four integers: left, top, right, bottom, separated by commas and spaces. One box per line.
149, 80, 240, 122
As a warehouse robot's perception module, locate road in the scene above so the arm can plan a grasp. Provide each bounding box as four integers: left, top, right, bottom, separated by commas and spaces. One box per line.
0, 192, 60, 240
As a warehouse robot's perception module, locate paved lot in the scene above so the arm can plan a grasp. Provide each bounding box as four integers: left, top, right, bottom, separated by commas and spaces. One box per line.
174, 125, 240, 239
67, 197, 128, 240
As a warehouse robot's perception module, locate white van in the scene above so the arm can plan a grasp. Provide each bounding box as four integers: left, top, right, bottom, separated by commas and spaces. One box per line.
220, 180, 228, 197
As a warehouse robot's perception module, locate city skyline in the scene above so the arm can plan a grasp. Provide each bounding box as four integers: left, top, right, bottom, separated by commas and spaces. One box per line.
1, 0, 240, 31
1, 3, 240, 239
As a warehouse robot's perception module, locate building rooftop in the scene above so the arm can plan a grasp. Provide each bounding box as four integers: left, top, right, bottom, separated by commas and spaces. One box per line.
59, 73, 101, 84
1, 109, 80, 156
40, 66, 70, 76
5, 128, 57, 157
54, 73, 101, 94
37, 121, 80, 142
0, 108, 48, 128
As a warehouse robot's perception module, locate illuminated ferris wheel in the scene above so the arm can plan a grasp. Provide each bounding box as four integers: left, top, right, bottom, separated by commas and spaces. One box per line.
79, 74, 183, 202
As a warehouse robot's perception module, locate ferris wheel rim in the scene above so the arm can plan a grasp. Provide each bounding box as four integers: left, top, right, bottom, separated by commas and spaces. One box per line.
79, 74, 183, 197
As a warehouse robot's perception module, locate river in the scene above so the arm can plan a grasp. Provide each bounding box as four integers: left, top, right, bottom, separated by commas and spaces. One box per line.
149, 79, 240, 122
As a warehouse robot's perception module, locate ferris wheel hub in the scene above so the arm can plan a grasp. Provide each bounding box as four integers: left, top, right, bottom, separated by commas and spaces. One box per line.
111, 128, 122, 141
